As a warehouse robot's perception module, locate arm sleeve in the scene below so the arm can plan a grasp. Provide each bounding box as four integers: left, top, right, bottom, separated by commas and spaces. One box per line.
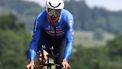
64, 14, 74, 60
29, 18, 42, 61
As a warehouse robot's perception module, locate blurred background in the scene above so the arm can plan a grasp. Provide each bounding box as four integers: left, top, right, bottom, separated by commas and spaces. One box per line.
0, 0, 122, 69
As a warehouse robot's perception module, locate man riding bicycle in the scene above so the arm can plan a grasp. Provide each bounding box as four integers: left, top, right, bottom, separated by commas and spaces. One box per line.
26, 0, 74, 69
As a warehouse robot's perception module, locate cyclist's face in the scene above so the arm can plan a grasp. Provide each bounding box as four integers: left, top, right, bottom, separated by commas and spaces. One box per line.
47, 8, 61, 18
47, 8, 61, 25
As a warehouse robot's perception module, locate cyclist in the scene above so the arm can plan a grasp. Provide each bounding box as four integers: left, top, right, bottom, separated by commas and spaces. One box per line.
26, 0, 74, 69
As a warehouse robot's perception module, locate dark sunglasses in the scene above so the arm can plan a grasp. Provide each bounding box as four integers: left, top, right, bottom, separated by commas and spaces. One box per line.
47, 8, 61, 16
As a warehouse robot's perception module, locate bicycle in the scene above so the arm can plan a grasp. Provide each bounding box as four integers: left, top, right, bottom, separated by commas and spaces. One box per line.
34, 45, 61, 69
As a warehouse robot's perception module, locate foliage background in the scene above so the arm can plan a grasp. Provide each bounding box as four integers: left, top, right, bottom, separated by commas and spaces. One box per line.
0, 0, 122, 69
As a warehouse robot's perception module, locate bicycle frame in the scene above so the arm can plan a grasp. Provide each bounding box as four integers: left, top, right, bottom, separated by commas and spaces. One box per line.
35, 45, 60, 69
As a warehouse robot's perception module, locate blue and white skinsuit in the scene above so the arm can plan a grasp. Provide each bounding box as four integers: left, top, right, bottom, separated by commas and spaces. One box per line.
29, 9, 74, 64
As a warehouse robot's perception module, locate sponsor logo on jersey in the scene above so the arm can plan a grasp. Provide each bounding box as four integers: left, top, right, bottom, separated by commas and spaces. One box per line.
45, 25, 65, 36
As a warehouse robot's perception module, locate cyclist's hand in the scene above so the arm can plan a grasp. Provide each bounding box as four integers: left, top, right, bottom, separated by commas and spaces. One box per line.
62, 59, 70, 69
26, 61, 35, 69
37, 50, 48, 62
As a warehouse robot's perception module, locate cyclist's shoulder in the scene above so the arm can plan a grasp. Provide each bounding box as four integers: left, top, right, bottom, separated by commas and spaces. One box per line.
61, 9, 74, 24
34, 10, 47, 27
61, 9, 73, 17
61, 9, 74, 21
36, 10, 47, 20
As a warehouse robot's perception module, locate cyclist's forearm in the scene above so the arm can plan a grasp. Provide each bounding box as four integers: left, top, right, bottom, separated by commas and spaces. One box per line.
64, 41, 73, 60
65, 30, 74, 60
29, 49, 36, 61
29, 17, 42, 61
29, 30, 41, 61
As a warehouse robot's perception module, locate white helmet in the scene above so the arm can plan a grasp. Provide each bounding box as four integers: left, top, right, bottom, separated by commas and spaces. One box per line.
46, 0, 64, 9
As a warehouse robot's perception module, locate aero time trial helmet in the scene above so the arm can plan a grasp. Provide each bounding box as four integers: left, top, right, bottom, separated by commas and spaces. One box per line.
46, 0, 64, 25
46, 0, 64, 10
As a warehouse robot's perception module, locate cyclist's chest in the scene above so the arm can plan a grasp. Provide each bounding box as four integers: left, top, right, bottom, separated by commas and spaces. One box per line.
42, 22, 66, 36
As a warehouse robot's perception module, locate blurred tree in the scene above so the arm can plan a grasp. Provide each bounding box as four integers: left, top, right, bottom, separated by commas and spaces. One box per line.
70, 44, 122, 69
0, 13, 17, 30
65, 0, 122, 35
0, 13, 25, 31
107, 35, 122, 60
70, 46, 109, 69
0, 13, 31, 69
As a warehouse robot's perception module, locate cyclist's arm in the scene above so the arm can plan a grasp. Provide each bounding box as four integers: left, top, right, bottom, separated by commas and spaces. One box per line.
29, 18, 42, 61
64, 14, 74, 61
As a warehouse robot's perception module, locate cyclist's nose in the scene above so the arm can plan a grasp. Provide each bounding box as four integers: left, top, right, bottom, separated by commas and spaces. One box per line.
52, 15, 56, 18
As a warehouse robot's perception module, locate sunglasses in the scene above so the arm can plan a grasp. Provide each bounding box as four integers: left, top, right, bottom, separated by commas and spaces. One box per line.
47, 8, 61, 17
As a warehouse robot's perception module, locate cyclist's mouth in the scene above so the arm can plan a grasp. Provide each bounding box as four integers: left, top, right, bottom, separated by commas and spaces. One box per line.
51, 18, 56, 20
50, 16, 57, 20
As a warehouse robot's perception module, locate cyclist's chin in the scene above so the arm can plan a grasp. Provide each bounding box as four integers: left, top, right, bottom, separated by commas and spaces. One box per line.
49, 18, 59, 25
50, 19, 58, 25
